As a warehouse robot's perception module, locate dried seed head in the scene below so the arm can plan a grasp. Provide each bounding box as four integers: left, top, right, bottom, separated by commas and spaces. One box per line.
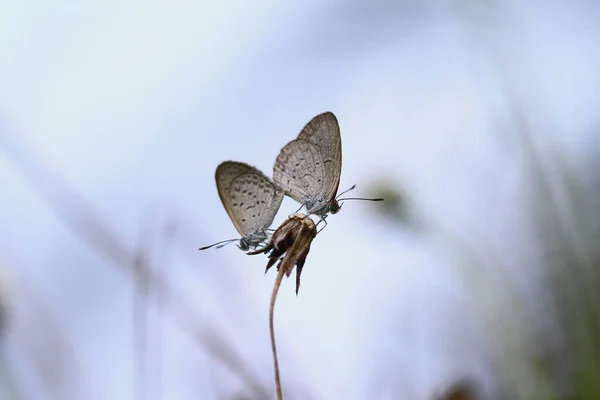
248, 213, 317, 295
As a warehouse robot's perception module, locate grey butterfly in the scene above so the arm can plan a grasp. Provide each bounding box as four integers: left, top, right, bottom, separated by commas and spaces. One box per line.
273, 112, 383, 228
199, 161, 284, 251
273, 112, 343, 219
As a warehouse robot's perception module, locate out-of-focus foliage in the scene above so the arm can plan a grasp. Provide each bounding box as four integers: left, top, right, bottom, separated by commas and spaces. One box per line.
433, 378, 478, 400
367, 180, 417, 230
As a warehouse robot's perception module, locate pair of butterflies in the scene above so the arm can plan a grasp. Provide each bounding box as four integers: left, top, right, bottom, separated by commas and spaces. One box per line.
200, 111, 378, 252
201, 112, 381, 400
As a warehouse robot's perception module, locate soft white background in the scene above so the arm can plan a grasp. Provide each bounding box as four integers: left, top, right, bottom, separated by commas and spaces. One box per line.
1, 0, 599, 399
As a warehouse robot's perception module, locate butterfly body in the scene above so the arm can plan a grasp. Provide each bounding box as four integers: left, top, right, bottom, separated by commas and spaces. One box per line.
302, 196, 340, 218
237, 231, 268, 251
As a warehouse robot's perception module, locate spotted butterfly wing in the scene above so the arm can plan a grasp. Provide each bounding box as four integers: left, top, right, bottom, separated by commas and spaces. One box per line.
273, 139, 328, 212
216, 161, 284, 248
297, 111, 342, 201
273, 112, 342, 216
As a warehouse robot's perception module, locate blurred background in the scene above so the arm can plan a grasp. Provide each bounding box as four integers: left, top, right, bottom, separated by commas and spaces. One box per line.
1, 0, 600, 399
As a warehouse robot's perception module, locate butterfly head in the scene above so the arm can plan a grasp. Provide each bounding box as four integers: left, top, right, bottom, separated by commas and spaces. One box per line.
239, 230, 269, 251
329, 198, 342, 214
238, 238, 251, 251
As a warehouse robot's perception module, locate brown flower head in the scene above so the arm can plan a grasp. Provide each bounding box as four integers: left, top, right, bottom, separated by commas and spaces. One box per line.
248, 213, 317, 294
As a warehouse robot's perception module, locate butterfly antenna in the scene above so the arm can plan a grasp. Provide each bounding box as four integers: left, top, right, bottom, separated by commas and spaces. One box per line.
335, 184, 356, 199
335, 184, 385, 202
337, 197, 385, 202
198, 238, 238, 251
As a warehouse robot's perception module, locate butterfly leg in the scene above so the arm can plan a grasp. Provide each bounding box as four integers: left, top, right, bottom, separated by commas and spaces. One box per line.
316, 217, 328, 234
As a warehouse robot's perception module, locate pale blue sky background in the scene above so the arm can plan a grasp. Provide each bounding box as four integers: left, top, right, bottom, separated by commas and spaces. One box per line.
1, 1, 599, 399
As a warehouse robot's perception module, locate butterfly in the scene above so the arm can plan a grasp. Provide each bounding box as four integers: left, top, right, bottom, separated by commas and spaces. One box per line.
199, 161, 284, 251
273, 112, 382, 229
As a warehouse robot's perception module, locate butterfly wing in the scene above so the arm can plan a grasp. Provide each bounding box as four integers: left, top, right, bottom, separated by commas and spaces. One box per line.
216, 161, 283, 240
229, 172, 284, 240
215, 161, 258, 199
297, 112, 342, 204
273, 139, 328, 210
